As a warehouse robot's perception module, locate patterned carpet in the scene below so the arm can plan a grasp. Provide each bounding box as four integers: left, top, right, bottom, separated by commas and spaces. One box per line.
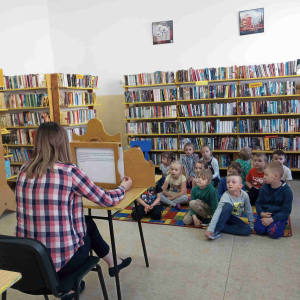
113, 202, 292, 237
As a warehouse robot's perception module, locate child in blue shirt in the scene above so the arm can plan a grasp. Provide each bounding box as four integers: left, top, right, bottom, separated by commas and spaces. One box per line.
218, 162, 245, 200
255, 162, 293, 239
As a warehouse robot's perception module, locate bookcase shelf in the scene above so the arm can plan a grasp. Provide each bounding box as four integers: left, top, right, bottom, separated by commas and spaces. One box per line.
6, 175, 18, 181
61, 123, 88, 127
123, 66, 300, 167
125, 134, 177, 136
149, 149, 178, 152
0, 87, 47, 92
122, 83, 176, 88
6, 126, 39, 129
3, 144, 34, 147
0, 109, 8, 111
4, 107, 50, 111
10, 162, 24, 166
59, 87, 100, 90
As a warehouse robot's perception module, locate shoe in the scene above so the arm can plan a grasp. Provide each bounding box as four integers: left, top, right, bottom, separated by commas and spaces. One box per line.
62, 281, 85, 300
174, 204, 182, 210
209, 230, 221, 240
109, 257, 132, 277
201, 218, 211, 227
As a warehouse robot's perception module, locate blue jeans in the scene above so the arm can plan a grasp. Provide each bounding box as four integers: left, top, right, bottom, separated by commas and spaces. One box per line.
254, 215, 287, 239
215, 203, 251, 236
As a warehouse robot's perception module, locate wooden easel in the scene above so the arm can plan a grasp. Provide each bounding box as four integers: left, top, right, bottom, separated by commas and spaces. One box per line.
0, 132, 16, 217
72, 118, 155, 187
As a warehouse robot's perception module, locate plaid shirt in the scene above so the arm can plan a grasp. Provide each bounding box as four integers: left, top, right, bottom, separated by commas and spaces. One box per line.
15, 162, 125, 271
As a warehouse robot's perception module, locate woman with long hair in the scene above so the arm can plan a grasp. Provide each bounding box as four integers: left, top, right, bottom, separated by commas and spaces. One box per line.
15, 122, 132, 299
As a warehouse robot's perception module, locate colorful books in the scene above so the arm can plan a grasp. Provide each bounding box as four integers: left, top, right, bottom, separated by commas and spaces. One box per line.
178, 120, 237, 134
126, 121, 177, 134
179, 137, 237, 151
8, 148, 33, 163
177, 86, 208, 100
129, 137, 177, 150
2, 93, 48, 109
57, 74, 98, 88
209, 84, 237, 98
59, 91, 95, 106
123, 71, 175, 86
125, 105, 177, 119
2, 129, 37, 145
60, 109, 96, 125
124, 89, 177, 103
1, 74, 47, 90
6, 112, 50, 127
66, 127, 87, 142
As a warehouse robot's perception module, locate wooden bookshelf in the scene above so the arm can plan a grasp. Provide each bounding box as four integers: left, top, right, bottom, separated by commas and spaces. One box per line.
123, 70, 300, 168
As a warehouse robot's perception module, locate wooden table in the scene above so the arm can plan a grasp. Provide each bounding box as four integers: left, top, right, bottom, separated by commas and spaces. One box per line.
83, 175, 161, 300
0, 270, 22, 300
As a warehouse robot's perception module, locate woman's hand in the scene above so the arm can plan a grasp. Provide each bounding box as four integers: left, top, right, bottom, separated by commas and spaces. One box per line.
121, 176, 132, 191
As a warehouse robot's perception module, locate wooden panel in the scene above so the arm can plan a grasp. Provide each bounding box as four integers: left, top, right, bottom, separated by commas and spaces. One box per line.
0, 270, 22, 294
83, 175, 161, 211
51, 73, 61, 123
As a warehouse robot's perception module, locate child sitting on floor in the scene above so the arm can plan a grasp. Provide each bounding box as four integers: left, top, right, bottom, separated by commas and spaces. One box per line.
131, 182, 163, 221
246, 153, 268, 206
272, 150, 293, 186
235, 146, 252, 189
200, 145, 220, 187
192, 161, 208, 188
205, 174, 254, 240
158, 152, 175, 189
180, 142, 199, 188
254, 162, 293, 239
183, 169, 218, 227
218, 162, 245, 200
161, 161, 189, 210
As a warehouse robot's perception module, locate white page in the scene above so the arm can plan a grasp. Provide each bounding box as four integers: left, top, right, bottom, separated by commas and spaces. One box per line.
76, 147, 116, 184
118, 147, 125, 180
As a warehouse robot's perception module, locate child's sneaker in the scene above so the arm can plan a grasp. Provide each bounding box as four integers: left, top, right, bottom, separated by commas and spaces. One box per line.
201, 218, 211, 227
174, 204, 182, 210
209, 230, 221, 240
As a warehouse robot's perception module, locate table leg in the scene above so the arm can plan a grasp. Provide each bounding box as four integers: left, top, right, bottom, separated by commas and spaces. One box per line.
134, 200, 149, 267
2, 290, 7, 300
88, 209, 93, 257
108, 210, 122, 300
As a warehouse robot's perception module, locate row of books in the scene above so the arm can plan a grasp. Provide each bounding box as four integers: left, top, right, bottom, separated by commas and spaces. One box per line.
7, 166, 21, 177
209, 84, 237, 99
285, 155, 300, 169
238, 99, 300, 115
66, 127, 87, 142
176, 66, 238, 82
7, 148, 33, 163
179, 137, 238, 151
57, 74, 98, 88
126, 121, 177, 134
239, 81, 297, 97
124, 89, 177, 103
239, 60, 300, 79
149, 153, 165, 165
1, 93, 48, 109
123, 72, 175, 86
2, 129, 36, 145
238, 136, 300, 151
5, 112, 50, 127
178, 120, 237, 134
178, 87, 208, 100
60, 109, 96, 125
179, 103, 237, 117
129, 137, 178, 150
239, 119, 300, 133
1, 74, 47, 90
125, 105, 177, 119
59, 91, 95, 106
215, 154, 232, 168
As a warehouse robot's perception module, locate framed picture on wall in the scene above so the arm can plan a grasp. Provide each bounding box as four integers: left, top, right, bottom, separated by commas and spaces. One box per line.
152, 20, 173, 45
239, 8, 264, 35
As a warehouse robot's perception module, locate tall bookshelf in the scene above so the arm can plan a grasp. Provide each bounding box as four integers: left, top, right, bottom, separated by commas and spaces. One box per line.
123, 72, 300, 171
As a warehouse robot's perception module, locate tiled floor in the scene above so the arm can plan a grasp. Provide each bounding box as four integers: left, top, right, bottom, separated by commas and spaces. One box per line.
1, 179, 300, 300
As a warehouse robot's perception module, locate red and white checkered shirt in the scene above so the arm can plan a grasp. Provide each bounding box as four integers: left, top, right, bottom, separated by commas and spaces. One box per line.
15, 162, 125, 271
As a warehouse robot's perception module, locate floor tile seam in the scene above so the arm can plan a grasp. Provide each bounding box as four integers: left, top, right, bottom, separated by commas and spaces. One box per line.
223, 235, 235, 300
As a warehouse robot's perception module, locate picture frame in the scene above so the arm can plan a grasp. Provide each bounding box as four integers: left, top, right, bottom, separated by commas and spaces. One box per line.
152, 20, 173, 45
239, 8, 264, 35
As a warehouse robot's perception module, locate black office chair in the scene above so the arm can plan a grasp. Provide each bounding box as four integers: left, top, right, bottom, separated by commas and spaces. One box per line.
0, 235, 109, 300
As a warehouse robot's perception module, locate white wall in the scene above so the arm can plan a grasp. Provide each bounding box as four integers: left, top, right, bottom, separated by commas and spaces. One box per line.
46, 0, 300, 96
0, 0, 55, 75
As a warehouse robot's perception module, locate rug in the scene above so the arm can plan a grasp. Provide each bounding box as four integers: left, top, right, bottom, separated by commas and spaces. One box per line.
113, 203, 292, 237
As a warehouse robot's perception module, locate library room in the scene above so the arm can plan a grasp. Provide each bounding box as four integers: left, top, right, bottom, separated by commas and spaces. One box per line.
0, 0, 300, 300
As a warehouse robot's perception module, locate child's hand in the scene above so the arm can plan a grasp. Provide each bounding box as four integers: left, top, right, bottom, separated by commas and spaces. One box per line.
121, 176, 132, 191
194, 218, 202, 228
167, 196, 175, 200
262, 217, 274, 227
205, 230, 214, 239
261, 212, 272, 218
251, 228, 256, 234
144, 204, 150, 213
149, 204, 155, 210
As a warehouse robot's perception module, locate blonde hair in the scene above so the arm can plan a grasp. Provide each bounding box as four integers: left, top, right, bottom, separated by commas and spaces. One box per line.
196, 169, 213, 182
239, 147, 252, 160
23, 122, 73, 178
200, 145, 212, 158
265, 162, 284, 178
169, 161, 188, 178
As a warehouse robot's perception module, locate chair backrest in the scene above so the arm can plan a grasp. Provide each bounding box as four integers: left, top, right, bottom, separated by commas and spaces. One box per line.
130, 140, 152, 160
0, 235, 59, 295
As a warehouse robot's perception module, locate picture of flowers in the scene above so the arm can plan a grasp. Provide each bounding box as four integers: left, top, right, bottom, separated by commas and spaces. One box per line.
152, 21, 173, 45
239, 8, 264, 35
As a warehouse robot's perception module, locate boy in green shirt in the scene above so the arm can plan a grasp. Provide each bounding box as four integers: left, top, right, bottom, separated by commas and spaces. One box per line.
235, 146, 252, 189
183, 169, 218, 227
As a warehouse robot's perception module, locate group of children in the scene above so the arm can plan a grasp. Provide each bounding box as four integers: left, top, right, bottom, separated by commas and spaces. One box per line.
132, 143, 294, 240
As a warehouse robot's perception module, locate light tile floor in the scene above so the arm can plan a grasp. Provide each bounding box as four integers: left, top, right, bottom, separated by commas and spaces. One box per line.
1, 179, 300, 300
